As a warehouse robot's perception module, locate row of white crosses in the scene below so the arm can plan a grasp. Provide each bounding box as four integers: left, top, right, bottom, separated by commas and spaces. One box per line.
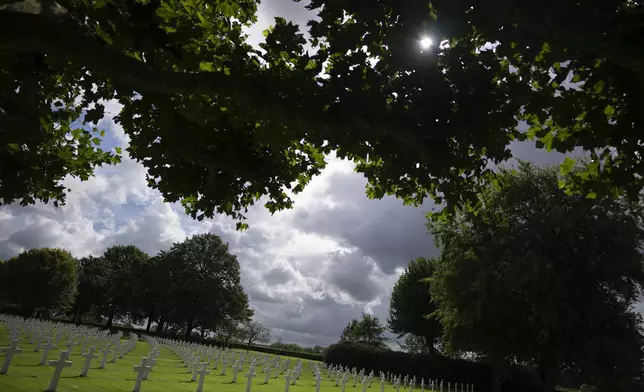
157, 337, 313, 392
131, 336, 162, 392
0, 314, 139, 392
323, 363, 474, 392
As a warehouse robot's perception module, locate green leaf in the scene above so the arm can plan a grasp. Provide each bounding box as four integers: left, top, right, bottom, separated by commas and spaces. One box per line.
593, 80, 605, 94
585, 192, 597, 199
604, 105, 616, 117
560, 157, 576, 175
199, 62, 214, 72
7, 143, 20, 152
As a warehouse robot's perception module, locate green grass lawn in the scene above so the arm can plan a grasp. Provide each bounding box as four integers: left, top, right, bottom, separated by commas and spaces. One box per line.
0, 324, 437, 392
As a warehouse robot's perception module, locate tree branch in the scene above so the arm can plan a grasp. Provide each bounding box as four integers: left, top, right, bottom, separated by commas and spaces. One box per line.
0, 9, 254, 98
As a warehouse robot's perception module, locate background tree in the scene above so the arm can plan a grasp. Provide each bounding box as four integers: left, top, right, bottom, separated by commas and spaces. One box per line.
4, 1, 644, 227
388, 257, 442, 355
1, 248, 78, 317
71, 255, 110, 325
340, 313, 387, 348
164, 233, 251, 339
132, 253, 175, 333
99, 245, 149, 329
398, 334, 433, 356
214, 318, 244, 345
429, 163, 644, 392
242, 320, 271, 345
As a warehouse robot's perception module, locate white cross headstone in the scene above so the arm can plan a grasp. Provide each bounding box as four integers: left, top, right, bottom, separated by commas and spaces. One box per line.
380, 375, 385, 392
99, 344, 112, 369
231, 361, 242, 383
341, 374, 348, 392
47, 350, 73, 392
263, 364, 271, 384
0, 339, 23, 375
80, 346, 98, 377
284, 370, 292, 392
133, 357, 151, 392
245, 366, 257, 392
79, 336, 90, 355
196, 362, 210, 392
316, 372, 322, 392
395, 377, 401, 392
111, 342, 119, 363
220, 356, 228, 375
40, 339, 57, 366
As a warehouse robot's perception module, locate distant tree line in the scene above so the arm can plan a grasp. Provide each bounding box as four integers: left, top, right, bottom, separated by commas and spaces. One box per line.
334, 164, 644, 392
269, 337, 325, 355
0, 233, 268, 343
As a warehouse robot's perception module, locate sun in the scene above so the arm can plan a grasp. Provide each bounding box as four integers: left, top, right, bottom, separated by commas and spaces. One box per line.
419, 37, 433, 50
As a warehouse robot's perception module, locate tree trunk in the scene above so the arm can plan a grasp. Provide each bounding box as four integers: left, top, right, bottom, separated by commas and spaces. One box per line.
75, 311, 83, 326
200, 327, 206, 342
489, 356, 505, 392
185, 319, 194, 341
539, 359, 559, 392
105, 312, 114, 329
156, 317, 165, 334
145, 317, 153, 333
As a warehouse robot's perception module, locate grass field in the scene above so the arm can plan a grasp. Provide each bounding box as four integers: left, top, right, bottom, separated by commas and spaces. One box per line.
0, 324, 438, 392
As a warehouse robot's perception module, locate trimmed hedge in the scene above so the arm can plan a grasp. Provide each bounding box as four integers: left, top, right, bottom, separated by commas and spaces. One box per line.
324, 342, 539, 392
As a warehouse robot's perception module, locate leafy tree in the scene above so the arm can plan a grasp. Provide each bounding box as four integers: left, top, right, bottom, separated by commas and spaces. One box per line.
429, 163, 644, 392
398, 334, 433, 356
388, 257, 441, 355
164, 233, 251, 339
242, 320, 271, 345
340, 313, 387, 348
99, 245, 149, 328
71, 255, 110, 325
136, 253, 174, 333
4, 0, 644, 226
214, 318, 244, 345
1, 248, 78, 317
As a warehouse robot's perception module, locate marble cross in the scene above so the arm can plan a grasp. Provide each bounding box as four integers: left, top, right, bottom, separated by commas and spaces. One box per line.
196, 363, 210, 392
0, 339, 23, 375
245, 366, 257, 392
315, 372, 322, 392
284, 369, 292, 392
47, 350, 73, 392
80, 346, 98, 377
40, 339, 57, 366
99, 344, 112, 369
132, 357, 151, 392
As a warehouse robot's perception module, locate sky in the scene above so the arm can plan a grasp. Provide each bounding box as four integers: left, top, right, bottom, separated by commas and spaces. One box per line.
1, 0, 641, 347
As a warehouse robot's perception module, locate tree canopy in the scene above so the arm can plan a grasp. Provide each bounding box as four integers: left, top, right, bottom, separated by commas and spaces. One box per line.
161, 233, 252, 339
340, 313, 388, 348
429, 163, 644, 392
2, 0, 644, 226
0, 234, 253, 342
388, 257, 442, 355
99, 245, 150, 328
0, 248, 78, 317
